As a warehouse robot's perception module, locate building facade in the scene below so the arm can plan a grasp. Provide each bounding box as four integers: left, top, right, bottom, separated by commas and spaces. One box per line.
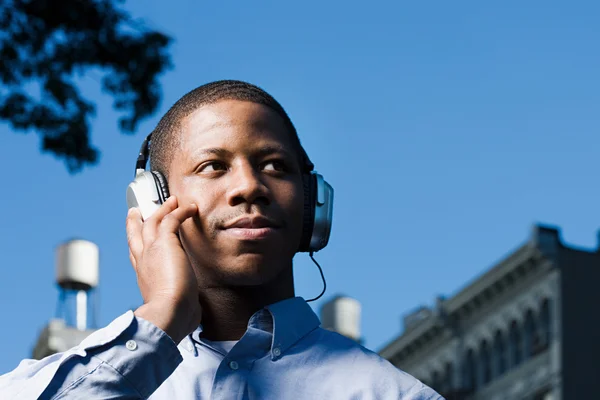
379, 224, 600, 400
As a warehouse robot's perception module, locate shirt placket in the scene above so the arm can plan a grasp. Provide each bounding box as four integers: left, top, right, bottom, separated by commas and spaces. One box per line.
210, 326, 272, 400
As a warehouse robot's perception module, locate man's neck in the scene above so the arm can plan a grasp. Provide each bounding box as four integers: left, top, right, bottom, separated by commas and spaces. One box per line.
198, 268, 294, 341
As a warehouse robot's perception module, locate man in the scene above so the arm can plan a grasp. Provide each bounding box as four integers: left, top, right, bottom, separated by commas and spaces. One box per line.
0, 80, 442, 399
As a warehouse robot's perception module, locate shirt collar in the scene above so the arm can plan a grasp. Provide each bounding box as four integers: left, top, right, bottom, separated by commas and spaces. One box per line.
265, 296, 321, 359
190, 296, 320, 359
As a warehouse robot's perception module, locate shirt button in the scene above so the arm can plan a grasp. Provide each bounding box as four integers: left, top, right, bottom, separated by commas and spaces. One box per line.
273, 347, 281, 357
125, 340, 137, 351
187, 342, 194, 352
229, 361, 239, 370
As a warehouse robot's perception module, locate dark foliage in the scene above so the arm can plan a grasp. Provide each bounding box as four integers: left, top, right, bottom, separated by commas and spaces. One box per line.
0, 0, 172, 172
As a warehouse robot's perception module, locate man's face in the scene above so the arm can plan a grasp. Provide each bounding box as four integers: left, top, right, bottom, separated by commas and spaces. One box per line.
168, 100, 304, 287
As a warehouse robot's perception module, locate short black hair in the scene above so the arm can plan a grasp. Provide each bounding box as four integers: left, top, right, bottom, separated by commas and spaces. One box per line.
149, 80, 313, 179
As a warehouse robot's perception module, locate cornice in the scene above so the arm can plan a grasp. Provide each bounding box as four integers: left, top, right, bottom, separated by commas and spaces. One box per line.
379, 225, 562, 362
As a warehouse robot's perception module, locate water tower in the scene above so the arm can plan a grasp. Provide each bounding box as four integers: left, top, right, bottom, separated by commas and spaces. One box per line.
320, 295, 362, 343
32, 239, 100, 359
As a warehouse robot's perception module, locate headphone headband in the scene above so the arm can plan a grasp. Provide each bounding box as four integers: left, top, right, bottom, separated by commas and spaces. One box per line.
134, 133, 152, 175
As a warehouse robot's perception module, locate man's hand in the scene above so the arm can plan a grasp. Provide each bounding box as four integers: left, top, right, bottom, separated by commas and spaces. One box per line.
126, 196, 201, 344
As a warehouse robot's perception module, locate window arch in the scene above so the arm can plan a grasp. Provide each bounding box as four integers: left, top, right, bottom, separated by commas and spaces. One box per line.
509, 320, 522, 367
493, 330, 506, 377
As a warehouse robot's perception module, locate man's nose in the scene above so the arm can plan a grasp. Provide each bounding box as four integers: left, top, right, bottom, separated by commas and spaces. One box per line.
226, 163, 270, 207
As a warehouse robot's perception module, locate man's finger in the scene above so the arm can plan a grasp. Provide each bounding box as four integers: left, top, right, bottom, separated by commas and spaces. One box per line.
128, 249, 137, 271
159, 203, 199, 235
126, 207, 144, 265
142, 196, 179, 243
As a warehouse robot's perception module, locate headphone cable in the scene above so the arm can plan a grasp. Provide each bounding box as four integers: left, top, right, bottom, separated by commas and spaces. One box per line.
306, 252, 327, 302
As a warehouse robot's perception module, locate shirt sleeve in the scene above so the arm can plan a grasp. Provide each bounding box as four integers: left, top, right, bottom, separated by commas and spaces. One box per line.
0, 310, 183, 400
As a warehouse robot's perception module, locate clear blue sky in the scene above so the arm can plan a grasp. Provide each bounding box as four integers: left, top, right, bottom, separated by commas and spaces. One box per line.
1, 0, 599, 374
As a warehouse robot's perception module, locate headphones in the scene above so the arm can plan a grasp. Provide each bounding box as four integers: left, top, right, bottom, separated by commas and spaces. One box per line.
126, 134, 334, 253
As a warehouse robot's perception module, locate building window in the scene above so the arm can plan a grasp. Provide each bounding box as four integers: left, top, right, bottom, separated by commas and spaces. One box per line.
463, 349, 477, 391
524, 309, 537, 357
509, 320, 522, 367
533, 388, 555, 400
493, 330, 506, 377
442, 362, 453, 393
539, 299, 551, 349
431, 370, 441, 392
479, 340, 491, 386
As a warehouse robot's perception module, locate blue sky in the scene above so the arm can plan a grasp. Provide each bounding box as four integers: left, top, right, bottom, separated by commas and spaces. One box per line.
1, 0, 599, 374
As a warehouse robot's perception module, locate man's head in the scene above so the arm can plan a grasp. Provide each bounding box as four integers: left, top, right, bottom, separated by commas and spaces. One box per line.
150, 80, 312, 180
149, 80, 309, 288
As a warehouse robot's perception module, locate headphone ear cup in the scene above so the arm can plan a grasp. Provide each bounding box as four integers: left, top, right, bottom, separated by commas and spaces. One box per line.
299, 173, 316, 252
151, 171, 170, 203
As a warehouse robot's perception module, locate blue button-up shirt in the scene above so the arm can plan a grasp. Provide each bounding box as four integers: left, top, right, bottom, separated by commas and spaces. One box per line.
0, 297, 442, 399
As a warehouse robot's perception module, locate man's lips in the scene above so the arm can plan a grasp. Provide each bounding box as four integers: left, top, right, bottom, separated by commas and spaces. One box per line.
220, 216, 280, 240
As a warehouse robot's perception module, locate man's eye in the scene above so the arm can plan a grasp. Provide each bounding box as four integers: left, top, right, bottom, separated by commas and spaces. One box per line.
262, 160, 286, 172
200, 162, 227, 172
